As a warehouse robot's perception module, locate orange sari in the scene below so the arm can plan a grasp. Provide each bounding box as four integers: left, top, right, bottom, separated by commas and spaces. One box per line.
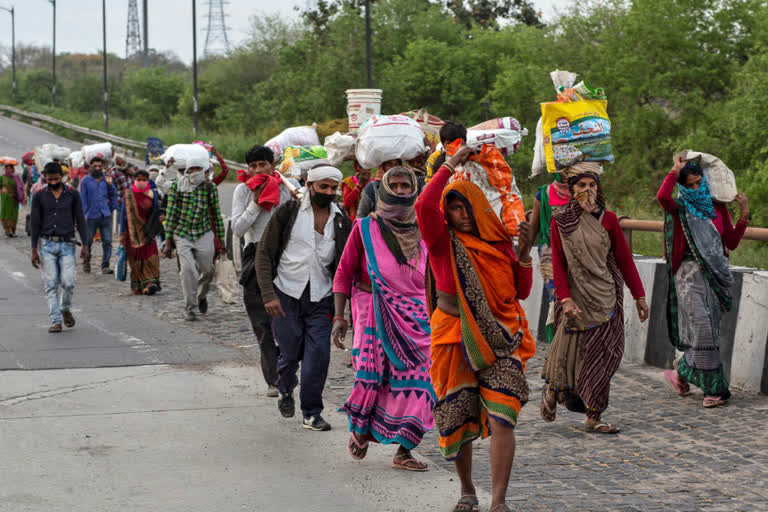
429, 180, 535, 460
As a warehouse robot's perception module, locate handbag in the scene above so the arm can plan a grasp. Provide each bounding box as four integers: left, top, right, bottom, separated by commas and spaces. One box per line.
115, 245, 127, 282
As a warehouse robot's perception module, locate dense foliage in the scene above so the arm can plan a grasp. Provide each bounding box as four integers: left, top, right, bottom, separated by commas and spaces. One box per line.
0, 0, 764, 264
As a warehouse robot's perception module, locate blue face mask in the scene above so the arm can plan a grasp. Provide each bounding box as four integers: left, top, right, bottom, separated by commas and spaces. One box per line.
679, 175, 716, 220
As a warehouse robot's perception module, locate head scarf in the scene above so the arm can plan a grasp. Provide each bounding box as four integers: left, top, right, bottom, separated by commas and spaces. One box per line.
560, 161, 603, 181
553, 172, 607, 236
441, 180, 508, 244
678, 166, 716, 220
307, 165, 343, 183
114, 153, 128, 169
373, 167, 422, 265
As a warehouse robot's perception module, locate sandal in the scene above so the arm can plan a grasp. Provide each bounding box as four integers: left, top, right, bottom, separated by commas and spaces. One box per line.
540, 383, 557, 422
663, 369, 690, 396
392, 456, 429, 472
490, 505, 512, 512
585, 421, 621, 434
703, 396, 727, 408
453, 495, 480, 512
348, 433, 369, 460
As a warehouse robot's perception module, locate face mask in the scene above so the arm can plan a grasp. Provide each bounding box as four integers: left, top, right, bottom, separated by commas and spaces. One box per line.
149, 171, 159, 181
310, 190, 336, 208
133, 181, 150, 192
48, 181, 62, 190
574, 188, 598, 213
90, 168, 103, 178
187, 171, 205, 186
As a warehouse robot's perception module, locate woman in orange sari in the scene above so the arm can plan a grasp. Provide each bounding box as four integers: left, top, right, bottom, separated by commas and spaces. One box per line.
415, 146, 536, 512
120, 170, 161, 295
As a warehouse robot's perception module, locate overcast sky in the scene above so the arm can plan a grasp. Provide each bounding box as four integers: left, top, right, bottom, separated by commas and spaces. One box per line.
0, 0, 559, 63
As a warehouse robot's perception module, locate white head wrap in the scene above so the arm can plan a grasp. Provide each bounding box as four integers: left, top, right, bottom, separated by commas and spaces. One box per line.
306, 165, 343, 183
186, 155, 210, 171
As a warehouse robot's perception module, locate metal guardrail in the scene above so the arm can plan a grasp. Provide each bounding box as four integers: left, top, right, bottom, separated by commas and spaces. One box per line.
0, 104, 249, 170
619, 218, 768, 244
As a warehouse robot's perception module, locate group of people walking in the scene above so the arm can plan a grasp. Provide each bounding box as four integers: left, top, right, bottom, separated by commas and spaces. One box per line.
3, 119, 751, 511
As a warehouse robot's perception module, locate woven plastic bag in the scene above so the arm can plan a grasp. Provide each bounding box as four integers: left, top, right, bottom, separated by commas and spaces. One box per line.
115, 245, 127, 282
541, 98, 613, 173
682, 150, 737, 202
215, 258, 240, 304
446, 140, 526, 236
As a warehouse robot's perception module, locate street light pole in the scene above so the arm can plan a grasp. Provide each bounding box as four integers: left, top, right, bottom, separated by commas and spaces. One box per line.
49, 0, 56, 108
192, 0, 198, 136
143, 0, 149, 67
102, 0, 108, 132
0, 6, 15, 100
365, 0, 372, 88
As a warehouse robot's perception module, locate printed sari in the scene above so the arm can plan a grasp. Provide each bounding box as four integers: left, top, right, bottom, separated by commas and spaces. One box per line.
664, 203, 733, 397
123, 188, 161, 294
429, 181, 535, 460
342, 217, 435, 449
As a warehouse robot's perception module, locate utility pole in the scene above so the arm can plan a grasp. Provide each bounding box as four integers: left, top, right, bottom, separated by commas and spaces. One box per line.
365, 0, 372, 88
192, 0, 198, 135
143, 0, 149, 67
49, 0, 56, 108
0, 6, 15, 100
102, 0, 109, 132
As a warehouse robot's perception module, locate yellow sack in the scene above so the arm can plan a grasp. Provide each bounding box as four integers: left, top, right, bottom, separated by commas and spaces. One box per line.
542, 99, 613, 173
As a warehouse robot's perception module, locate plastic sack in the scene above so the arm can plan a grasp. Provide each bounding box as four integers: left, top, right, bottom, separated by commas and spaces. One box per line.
467, 117, 527, 156
265, 125, 320, 163
355, 114, 426, 170
146, 137, 164, 165
35, 143, 72, 169
68, 151, 84, 169
279, 146, 329, 178
115, 245, 127, 282
161, 144, 210, 170
81, 142, 113, 165
400, 109, 445, 152
324, 132, 357, 167
682, 150, 738, 202
215, 258, 240, 304
531, 117, 547, 176
446, 140, 526, 236
542, 99, 613, 173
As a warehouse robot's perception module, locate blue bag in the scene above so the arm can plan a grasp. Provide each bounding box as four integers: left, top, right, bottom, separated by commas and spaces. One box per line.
116, 245, 127, 282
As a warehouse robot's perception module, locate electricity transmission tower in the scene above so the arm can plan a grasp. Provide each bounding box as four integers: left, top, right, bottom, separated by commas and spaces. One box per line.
126, 0, 142, 58
203, 0, 230, 57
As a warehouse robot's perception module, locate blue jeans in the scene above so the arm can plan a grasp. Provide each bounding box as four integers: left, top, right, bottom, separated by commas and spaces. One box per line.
86, 215, 112, 268
273, 285, 333, 418
40, 239, 76, 325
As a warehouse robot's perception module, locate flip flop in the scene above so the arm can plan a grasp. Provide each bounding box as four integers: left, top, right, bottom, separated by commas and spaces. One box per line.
703, 396, 727, 408
392, 457, 429, 472
585, 422, 621, 434
348, 433, 369, 460
663, 369, 690, 396
453, 495, 480, 512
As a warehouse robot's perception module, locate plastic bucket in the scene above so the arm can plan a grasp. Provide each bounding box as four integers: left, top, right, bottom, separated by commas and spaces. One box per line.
346, 89, 383, 131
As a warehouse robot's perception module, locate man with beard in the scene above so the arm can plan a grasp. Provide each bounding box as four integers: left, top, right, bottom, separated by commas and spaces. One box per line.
231, 144, 298, 397
79, 156, 118, 274
30, 163, 89, 333
255, 165, 351, 431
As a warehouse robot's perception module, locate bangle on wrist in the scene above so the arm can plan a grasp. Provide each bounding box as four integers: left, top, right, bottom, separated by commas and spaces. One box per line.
333, 316, 348, 324
560, 298, 573, 304
443, 162, 455, 173
518, 258, 532, 268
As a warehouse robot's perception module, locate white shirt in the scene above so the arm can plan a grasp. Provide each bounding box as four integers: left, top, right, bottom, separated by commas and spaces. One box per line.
231, 178, 298, 246
274, 193, 340, 302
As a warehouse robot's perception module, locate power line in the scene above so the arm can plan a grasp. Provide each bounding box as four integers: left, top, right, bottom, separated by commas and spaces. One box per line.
203, 0, 230, 58
126, 0, 142, 58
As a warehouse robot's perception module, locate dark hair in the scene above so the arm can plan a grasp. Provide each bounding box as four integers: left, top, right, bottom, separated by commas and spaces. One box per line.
134, 169, 150, 179
440, 121, 467, 146
89, 156, 104, 165
43, 162, 63, 175
678, 162, 703, 186
245, 145, 274, 164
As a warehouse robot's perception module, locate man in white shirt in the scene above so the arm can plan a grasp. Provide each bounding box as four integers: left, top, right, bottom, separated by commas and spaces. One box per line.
232, 145, 296, 397
255, 165, 351, 431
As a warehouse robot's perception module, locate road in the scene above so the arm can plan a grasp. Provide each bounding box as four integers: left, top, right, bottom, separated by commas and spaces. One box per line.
1, 116, 767, 511
0, 116, 464, 512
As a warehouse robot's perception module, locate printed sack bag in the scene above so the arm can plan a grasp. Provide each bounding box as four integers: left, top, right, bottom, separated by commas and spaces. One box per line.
542, 99, 613, 173
115, 245, 127, 282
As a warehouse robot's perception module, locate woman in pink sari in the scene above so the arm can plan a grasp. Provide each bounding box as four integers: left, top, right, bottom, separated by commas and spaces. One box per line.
332, 167, 435, 471
119, 170, 161, 295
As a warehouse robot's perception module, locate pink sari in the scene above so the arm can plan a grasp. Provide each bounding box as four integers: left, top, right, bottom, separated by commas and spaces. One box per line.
342, 218, 435, 449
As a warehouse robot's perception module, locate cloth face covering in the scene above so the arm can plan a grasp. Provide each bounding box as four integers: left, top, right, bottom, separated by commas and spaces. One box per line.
574, 188, 598, 213
132, 181, 150, 193
374, 167, 421, 265
177, 170, 206, 193
90, 169, 103, 178
678, 174, 716, 220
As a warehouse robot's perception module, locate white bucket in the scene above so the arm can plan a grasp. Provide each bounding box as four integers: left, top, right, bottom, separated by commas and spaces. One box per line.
346, 89, 383, 131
